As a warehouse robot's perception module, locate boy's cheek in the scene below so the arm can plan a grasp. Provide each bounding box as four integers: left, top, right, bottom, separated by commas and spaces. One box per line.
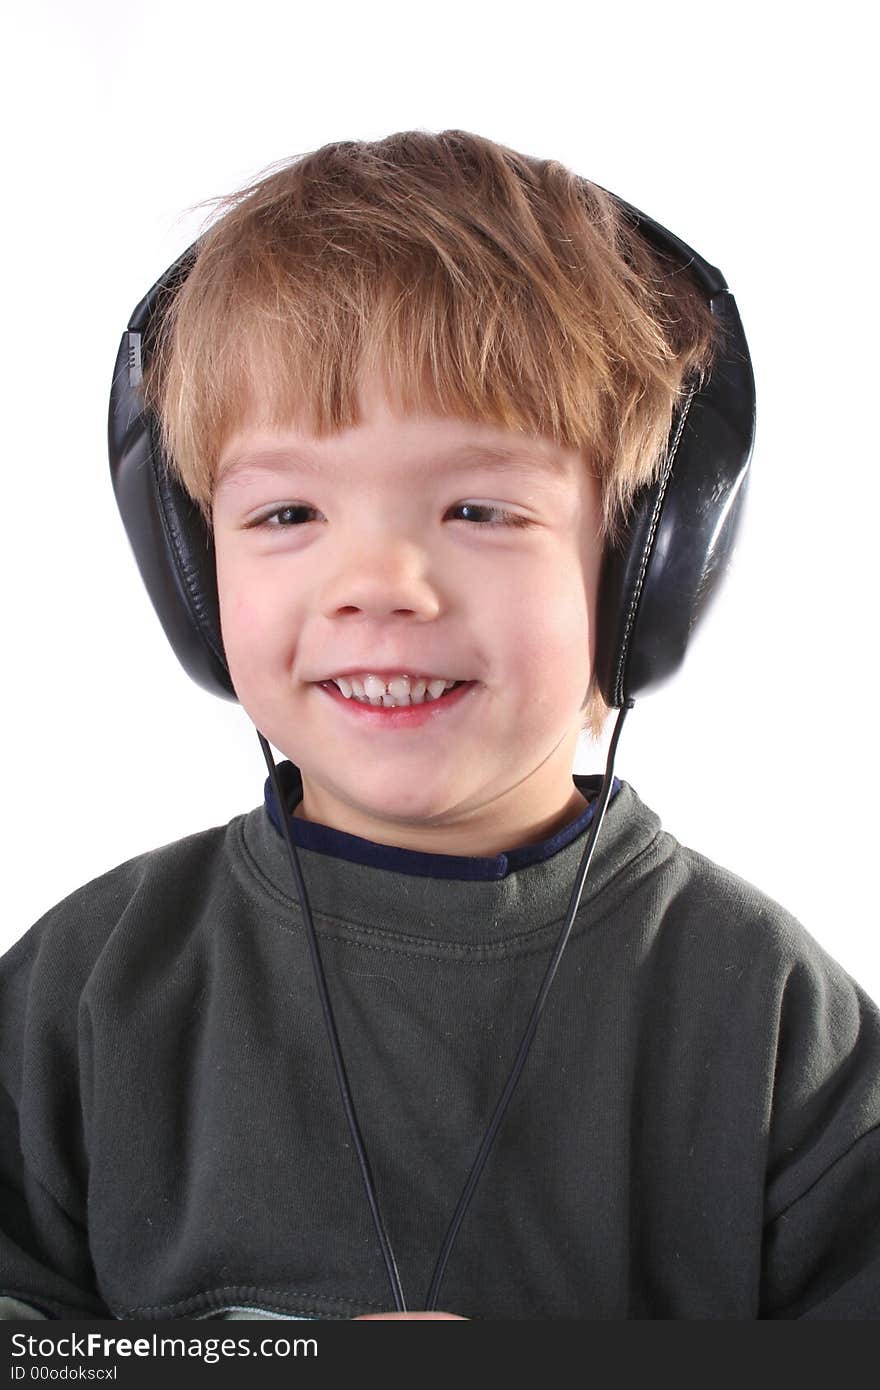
218, 589, 283, 664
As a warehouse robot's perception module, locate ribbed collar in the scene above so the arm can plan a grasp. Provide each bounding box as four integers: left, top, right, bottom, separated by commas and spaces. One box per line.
236, 762, 665, 949
262, 759, 623, 881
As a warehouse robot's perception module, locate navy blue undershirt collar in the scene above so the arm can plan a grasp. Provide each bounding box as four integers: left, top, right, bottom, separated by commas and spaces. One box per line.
264, 760, 622, 882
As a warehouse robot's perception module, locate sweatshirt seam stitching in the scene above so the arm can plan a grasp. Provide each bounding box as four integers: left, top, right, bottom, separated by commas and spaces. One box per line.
764, 1121, 880, 1225
0, 1285, 96, 1319
123, 1284, 383, 1317
231, 820, 668, 958
0, 1078, 88, 1235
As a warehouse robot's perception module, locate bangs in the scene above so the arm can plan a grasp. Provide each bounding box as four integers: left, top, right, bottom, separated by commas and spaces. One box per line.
142, 130, 723, 554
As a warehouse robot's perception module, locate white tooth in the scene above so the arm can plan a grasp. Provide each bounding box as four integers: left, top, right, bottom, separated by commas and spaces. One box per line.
387, 676, 412, 701
335, 676, 353, 698
427, 678, 449, 699
363, 675, 389, 700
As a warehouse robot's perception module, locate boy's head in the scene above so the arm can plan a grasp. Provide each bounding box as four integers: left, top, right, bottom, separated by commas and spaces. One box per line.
142, 129, 721, 854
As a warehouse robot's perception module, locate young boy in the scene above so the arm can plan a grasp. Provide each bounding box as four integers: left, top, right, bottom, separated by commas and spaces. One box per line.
2, 130, 878, 1321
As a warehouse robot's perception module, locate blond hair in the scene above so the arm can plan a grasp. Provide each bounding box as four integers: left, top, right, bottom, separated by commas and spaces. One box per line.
141, 128, 724, 741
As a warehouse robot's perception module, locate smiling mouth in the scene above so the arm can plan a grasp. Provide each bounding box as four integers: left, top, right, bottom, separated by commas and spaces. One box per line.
314, 678, 479, 722
318, 678, 472, 707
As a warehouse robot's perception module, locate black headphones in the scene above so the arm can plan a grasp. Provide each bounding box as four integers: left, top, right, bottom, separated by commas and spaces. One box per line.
107, 182, 756, 1315
108, 192, 755, 712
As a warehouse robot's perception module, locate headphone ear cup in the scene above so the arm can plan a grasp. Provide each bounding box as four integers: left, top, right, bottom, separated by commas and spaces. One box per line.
594, 290, 755, 708
108, 328, 237, 701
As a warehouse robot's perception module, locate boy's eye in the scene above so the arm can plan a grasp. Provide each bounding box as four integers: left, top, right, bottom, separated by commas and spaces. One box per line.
255, 504, 315, 528
451, 503, 533, 529
251, 503, 533, 530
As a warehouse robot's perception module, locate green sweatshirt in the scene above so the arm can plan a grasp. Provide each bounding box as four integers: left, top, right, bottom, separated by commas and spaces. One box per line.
1, 766, 878, 1319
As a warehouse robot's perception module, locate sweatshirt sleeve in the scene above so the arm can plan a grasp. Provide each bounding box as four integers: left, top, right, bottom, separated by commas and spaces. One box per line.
0, 918, 113, 1320
760, 931, 880, 1319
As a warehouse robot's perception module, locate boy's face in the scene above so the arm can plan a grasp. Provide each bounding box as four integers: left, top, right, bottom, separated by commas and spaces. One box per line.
211, 376, 604, 857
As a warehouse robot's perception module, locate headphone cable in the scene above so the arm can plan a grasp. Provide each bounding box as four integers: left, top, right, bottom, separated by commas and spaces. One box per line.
258, 696, 632, 1316
259, 732, 407, 1313
424, 697, 632, 1308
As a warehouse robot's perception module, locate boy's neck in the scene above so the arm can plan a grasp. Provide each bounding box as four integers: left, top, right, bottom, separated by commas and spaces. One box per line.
287, 786, 591, 857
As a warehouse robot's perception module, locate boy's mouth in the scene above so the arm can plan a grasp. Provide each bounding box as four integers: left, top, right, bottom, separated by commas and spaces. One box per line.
314, 679, 479, 727
318, 676, 471, 705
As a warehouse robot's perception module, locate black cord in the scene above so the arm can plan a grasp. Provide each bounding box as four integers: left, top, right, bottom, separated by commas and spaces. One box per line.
258, 732, 407, 1314
259, 696, 633, 1315
424, 697, 633, 1309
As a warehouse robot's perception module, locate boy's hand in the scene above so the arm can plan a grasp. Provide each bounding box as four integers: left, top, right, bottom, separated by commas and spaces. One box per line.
354, 1312, 465, 1319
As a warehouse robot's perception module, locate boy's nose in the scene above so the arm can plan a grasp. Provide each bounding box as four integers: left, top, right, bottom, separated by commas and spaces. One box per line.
316, 539, 442, 622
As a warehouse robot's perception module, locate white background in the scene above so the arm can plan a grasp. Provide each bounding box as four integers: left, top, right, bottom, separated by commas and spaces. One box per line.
4, 1, 878, 1000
